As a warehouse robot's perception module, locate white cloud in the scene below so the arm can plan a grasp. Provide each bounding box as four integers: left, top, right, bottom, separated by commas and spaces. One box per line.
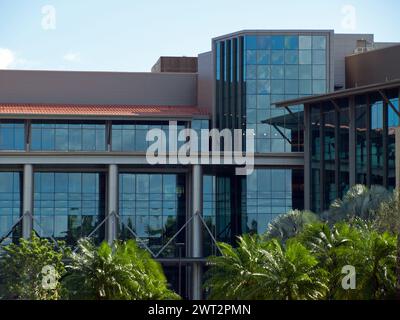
0, 48, 15, 69
63, 52, 81, 62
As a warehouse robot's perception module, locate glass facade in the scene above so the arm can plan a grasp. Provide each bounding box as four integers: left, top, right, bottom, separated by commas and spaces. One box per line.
0, 172, 22, 244
241, 169, 304, 234
33, 172, 106, 245
216, 32, 329, 153
118, 173, 186, 257
31, 121, 106, 151
0, 121, 24, 151
111, 122, 186, 152
309, 91, 399, 213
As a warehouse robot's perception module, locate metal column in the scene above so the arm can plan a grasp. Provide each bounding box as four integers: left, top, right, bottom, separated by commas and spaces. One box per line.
22, 164, 33, 239
349, 97, 356, 187
303, 104, 311, 210
107, 164, 118, 244
191, 164, 203, 300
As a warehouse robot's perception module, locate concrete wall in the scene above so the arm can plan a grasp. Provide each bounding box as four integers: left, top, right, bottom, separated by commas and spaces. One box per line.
0, 70, 197, 106
151, 57, 198, 73
333, 34, 374, 90
345, 44, 400, 87
197, 51, 213, 113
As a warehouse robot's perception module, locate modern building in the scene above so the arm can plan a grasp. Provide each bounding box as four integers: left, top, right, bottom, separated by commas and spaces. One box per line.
0, 30, 398, 299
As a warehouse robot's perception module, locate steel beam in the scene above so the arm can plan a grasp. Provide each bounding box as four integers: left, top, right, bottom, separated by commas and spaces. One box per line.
191, 164, 203, 300
22, 164, 33, 239
107, 164, 118, 244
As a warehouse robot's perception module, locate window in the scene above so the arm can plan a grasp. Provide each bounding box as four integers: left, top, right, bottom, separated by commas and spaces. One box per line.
0, 121, 24, 151
0, 172, 21, 244
33, 172, 105, 245
112, 122, 185, 152
242, 169, 303, 234
118, 173, 186, 258
31, 122, 106, 151
312, 36, 327, 50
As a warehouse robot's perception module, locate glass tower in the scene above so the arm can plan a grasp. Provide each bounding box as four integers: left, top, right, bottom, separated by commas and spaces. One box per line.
213, 31, 331, 240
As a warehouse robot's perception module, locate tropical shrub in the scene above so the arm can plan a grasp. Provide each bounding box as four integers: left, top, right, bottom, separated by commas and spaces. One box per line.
0, 233, 69, 300
298, 220, 397, 299
264, 210, 320, 243
205, 234, 328, 300
62, 239, 180, 300
322, 185, 391, 225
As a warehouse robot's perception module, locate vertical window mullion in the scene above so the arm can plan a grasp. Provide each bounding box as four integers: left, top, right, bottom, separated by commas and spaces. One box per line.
383, 98, 389, 188
366, 95, 371, 187
319, 105, 325, 211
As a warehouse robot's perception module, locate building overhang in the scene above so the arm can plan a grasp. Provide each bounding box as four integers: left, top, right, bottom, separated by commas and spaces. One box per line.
274, 79, 400, 108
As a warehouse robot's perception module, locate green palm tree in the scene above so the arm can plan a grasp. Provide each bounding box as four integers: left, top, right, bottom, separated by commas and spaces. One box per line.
376, 189, 400, 299
298, 220, 396, 299
62, 239, 180, 300
264, 210, 320, 243
323, 185, 391, 225
205, 235, 328, 300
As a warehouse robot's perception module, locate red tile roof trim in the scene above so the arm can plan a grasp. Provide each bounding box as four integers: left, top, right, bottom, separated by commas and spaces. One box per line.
0, 103, 209, 117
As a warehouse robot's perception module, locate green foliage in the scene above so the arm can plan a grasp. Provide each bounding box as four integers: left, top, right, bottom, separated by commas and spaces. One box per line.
264, 210, 320, 243
0, 233, 69, 300
298, 220, 397, 299
323, 185, 391, 225
205, 234, 328, 300
62, 238, 180, 300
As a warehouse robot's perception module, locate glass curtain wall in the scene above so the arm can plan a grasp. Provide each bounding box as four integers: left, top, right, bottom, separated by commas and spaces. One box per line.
0, 121, 25, 151
118, 173, 186, 258
309, 91, 399, 214
241, 169, 303, 235
0, 172, 22, 245
33, 172, 105, 245
243, 34, 327, 153
31, 121, 106, 151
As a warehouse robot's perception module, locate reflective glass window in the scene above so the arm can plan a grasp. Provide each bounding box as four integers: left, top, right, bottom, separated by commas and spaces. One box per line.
31, 122, 106, 151
0, 172, 21, 244
0, 121, 25, 151
118, 173, 186, 258
33, 172, 105, 245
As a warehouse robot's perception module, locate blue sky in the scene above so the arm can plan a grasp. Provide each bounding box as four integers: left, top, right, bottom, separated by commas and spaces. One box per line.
0, 0, 399, 72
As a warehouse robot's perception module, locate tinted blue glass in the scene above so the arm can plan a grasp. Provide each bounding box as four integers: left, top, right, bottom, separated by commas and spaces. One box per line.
312, 36, 327, 50
271, 80, 284, 94
299, 65, 312, 79
34, 172, 105, 245
312, 80, 326, 94
0, 122, 25, 151
118, 173, 186, 258
299, 50, 312, 64
271, 50, 284, 64
285, 65, 298, 79
257, 36, 271, 49
271, 36, 284, 49
242, 169, 303, 234
285, 80, 299, 94
256, 50, 270, 64
257, 80, 271, 94
245, 36, 257, 49
31, 122, 105, 151
312, 50, 326, 64
271, 65, 284, 79
246, 65, 257, 79
257, 65, 270, 79
284, 36, 299, 49
299, 36, 312, 49
285, 51, 299, 64
312, 65, 326, 79
246, 50, 257, 64
0, 172, 21, 243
